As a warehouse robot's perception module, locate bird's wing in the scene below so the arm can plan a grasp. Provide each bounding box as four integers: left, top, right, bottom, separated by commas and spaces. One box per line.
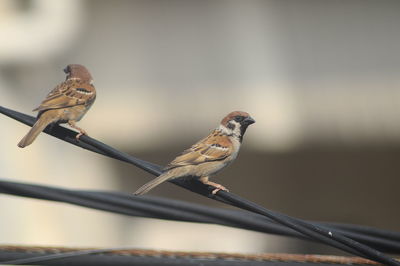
33, 79, 96, 112
166, 130, 233, 169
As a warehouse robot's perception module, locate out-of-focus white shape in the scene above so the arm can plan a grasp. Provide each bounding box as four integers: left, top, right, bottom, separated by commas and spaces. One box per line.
128, 218, 287, 253
0, 0, 83, 63
297, 79, 400, 145
245, 86, 302, 151
221, 0, 288, 84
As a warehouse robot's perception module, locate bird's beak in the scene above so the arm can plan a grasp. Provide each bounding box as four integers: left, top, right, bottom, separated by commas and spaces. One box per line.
63, 67, 69, 74
243, 116, 255, 125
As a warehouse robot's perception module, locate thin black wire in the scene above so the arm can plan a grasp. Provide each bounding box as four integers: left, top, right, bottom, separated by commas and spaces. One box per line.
1, 106, 399, 266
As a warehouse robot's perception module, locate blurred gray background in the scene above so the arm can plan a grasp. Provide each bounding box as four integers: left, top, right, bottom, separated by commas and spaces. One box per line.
0, 0, 399, 255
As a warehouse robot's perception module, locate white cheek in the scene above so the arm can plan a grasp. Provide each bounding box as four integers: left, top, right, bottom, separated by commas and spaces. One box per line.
228, 121, 241, 136
232, 121, 241, 136
217, 125, 231, 135
218, 121, 241, 136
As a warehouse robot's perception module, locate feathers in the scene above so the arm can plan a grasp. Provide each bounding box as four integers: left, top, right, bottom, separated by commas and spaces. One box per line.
17, 110, 60, 148
33, 79, 96, 112
134, 129, 236, 195
134, 171, 176, 195
133, 127, 237, 195
165, 130, 233, 170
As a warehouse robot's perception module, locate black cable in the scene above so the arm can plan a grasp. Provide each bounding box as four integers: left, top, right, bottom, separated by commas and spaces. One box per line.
1, 106, 399, 265
219, 191, 399, 265
324, 222, 400, 242
1, 178, 400, 254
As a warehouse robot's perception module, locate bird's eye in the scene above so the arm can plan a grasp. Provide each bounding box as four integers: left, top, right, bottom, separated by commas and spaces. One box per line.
234, 116, 244, 122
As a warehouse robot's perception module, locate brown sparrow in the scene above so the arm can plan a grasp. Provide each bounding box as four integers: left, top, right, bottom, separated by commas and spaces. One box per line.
134, 111, 255, 195
17, 64, 96, 148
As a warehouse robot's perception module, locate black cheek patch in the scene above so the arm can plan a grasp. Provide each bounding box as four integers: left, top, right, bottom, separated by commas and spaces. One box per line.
227, 122, 235, 130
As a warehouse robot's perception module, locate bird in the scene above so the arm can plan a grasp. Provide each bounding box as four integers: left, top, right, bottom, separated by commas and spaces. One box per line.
134, 111, 255, 195
17, 64, 96, 148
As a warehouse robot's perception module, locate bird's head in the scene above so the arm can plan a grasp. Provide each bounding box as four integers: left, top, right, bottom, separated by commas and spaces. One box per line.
219, 111, 255, 142
64, 64, 93, 84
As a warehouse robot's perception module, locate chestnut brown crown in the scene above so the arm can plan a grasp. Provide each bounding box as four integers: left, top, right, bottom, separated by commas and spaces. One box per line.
221, 111, 254, 126
63, 64, 93, 82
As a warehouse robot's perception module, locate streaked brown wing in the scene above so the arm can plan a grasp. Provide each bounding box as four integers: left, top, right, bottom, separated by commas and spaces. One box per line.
33, 79, 96, 112
166, 131, 232, 169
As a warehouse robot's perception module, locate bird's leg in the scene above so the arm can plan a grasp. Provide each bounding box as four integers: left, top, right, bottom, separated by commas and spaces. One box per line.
199, 176, 229, 195
68, 120, 87, 140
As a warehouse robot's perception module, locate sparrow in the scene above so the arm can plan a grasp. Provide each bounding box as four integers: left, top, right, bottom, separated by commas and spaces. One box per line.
17, 64, 96, 148
134, 111, 255, 195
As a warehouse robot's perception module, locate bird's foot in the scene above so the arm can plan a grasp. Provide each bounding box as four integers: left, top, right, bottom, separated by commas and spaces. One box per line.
211, 184, 229, 195
200, 179, 229, 195
75, 130, 87, 141
68, 121, 87, 141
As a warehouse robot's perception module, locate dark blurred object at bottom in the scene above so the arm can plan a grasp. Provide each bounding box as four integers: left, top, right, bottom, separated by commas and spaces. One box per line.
0, 245, 381, 266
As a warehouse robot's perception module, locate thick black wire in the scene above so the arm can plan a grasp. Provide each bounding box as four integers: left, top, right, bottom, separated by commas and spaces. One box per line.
219, 191, 398, 265
1, 106, 399, 265
0, 178, 400, 254
323, 222, 400, 242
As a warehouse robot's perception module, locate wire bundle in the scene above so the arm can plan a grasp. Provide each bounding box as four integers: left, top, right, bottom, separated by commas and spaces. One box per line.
1, 106, 399, 265
0, 179, 400, 254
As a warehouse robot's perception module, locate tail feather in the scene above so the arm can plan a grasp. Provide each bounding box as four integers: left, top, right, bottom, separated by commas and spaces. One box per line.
134, 172, 175, 195
17, 112, 57, 148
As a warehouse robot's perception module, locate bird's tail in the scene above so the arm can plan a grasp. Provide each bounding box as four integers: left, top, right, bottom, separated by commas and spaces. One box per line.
17, 112, 57, 148
134, 171, 175, 195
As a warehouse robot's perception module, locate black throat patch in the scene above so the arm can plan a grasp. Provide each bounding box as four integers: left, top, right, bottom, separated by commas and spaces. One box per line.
239, 124, 250, 143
